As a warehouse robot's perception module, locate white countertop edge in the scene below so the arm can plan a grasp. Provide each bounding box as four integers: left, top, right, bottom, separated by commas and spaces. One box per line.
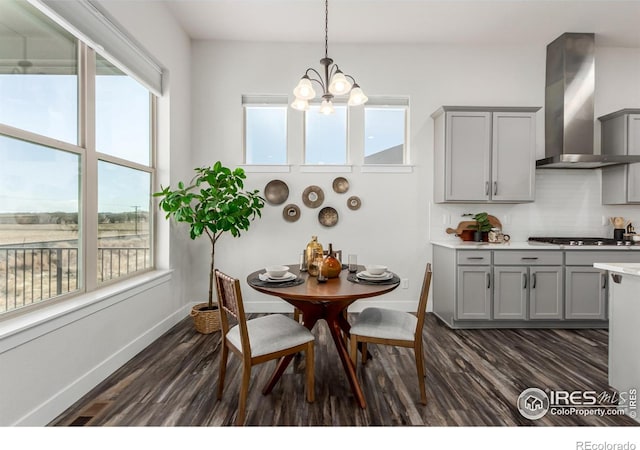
594, 263, 640, 276
431, 240, 640, 250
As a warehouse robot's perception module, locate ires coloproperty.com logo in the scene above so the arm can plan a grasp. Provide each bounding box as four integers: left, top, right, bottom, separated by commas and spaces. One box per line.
517, 387, 637, 420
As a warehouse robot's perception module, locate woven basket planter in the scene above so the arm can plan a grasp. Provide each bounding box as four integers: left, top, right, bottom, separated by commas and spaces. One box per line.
190, 303, 221, 334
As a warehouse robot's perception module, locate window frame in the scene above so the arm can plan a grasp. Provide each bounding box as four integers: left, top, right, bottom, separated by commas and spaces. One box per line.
0, 35, 156, 317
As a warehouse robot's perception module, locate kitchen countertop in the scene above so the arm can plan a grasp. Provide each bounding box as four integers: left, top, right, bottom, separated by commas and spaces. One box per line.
431, 240, 640, 250
593, 263, 640, 276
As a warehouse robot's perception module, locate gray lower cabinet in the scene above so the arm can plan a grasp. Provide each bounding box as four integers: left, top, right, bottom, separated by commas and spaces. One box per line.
432, 245, 617, 328
565, 267, 607, 320
456, 266, 492, 319
493, 266, 563, 320
529, 267, 564, 319
493, 266, 527, 319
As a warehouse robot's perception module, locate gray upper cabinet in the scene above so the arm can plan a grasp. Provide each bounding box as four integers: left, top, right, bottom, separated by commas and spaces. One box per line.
600, 109, 640, 204
432, 106, 540, 203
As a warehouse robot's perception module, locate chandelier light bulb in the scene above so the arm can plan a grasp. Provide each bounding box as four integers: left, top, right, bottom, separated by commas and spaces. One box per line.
348, 85, 368, 106
319, 99, 335, 115
293, 77, 316, 100
328, 71, 352, 95
291, 97, 310, 111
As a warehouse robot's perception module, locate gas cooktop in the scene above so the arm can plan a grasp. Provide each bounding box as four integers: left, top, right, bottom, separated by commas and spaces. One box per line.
528, 237, 634, 246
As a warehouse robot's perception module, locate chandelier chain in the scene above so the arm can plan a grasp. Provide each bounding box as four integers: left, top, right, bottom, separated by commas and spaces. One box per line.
324, 0, 329, 59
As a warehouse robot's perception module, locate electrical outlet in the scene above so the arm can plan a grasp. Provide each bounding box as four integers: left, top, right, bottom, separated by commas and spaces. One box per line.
401, 278, 409, 289
602, 216, 608, 226
442, 214, 449, 225
504, 215, 511, 225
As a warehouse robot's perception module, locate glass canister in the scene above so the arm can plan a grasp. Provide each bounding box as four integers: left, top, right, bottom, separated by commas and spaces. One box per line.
306, 236, 323, 276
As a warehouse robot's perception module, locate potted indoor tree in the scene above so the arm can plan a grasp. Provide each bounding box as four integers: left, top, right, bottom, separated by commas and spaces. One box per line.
154, 162, 265, 334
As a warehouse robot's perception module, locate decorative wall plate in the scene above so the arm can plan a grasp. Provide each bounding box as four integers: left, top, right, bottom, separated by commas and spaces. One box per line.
332, 177, 349, 194
318, 206, 338, 227
282, 204, 300, 222
264, 179, 289, 205
347, 196, 361, 210
302, 185, 324, 208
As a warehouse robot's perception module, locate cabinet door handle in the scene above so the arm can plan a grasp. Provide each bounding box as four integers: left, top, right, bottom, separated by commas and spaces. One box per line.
493, 181, 498, 196
612, 273, 622, 284
602, 273, 607, 289
487, 272, 491, 289
485, 181, 489, 196
532, 273, 537, 289
522, 257, 539, 260
523, 273, 527, 289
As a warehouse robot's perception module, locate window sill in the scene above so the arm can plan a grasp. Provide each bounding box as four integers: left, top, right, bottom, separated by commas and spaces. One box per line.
240, 165, 291, 173
300, 165, 352, 173
360, 165, 414, 173
0, 269, 173, 353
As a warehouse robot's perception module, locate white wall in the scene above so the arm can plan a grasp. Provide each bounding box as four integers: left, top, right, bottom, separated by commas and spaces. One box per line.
0, 1, 193, 426
190, 41, 640, 313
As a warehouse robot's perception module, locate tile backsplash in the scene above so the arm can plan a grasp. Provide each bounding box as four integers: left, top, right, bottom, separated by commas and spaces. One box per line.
430, 169, 640, 242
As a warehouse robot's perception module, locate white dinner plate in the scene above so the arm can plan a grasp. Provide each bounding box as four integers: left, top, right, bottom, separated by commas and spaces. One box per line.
356, 271, 393, 281
259, 272, 296, 282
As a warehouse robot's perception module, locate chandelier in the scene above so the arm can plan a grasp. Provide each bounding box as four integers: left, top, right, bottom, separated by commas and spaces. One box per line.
291, 0, 368, 114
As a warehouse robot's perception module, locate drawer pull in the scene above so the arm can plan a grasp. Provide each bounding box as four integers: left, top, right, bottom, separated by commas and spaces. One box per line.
521, 257, 539, 260
467, 257, 485, 260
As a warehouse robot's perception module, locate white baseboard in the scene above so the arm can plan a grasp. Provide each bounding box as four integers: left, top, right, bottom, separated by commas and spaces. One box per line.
13, 304, 191, 426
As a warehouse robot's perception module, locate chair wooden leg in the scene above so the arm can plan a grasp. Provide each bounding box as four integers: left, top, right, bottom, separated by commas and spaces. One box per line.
217, 343, 229, 400
361, 342, 368, 364
293, 308, 301, 323
306, 342, 315, 403
236, 362, 252, 426
414, 342, 427, 405
349, 333, 358, 366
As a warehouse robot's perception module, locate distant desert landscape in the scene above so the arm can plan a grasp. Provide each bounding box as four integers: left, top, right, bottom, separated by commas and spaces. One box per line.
0, 219, 150, 314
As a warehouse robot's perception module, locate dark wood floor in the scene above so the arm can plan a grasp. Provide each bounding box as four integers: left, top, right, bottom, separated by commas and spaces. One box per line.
51, 313, 638, 426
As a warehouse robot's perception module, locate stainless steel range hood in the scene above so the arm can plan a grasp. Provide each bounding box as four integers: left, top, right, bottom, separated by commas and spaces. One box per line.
536, 33, 640, 168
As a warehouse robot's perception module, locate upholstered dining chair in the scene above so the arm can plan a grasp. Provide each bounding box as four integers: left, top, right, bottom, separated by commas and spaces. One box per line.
349, 263, 432, 404
215, 269, 315, 425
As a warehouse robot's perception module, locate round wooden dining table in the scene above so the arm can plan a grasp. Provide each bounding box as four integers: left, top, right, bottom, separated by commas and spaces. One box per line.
247, 265, 399, 409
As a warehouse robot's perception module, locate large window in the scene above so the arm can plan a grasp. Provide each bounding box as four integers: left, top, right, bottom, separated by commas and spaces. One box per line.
305, 104, 347, 164
0, 0, 155, 316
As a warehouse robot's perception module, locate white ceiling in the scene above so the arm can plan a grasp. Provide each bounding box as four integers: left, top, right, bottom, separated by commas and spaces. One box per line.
162, 0, 640, 48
